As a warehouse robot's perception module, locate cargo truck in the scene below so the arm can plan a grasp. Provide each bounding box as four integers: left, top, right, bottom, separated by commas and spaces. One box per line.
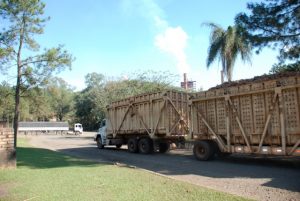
95, 73, 300, 160
94, 91, 189, 154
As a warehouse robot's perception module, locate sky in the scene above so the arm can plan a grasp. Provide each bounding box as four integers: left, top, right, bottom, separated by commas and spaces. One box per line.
2, 0, 278, 91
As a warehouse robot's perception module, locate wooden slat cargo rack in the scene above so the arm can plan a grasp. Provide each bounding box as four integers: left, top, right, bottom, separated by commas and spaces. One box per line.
107, 90, 189, 138
190, 72, 300, 160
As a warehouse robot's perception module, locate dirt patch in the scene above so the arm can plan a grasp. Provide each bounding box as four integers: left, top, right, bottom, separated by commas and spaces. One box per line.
0, 187, 7, 198
0, 183, 15, 199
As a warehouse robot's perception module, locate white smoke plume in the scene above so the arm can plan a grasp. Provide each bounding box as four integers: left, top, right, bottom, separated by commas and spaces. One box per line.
154, 26, 189, 74
121, 0, 190, 74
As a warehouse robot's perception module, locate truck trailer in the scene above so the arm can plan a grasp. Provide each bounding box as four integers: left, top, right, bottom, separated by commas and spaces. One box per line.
190, 72, 300, 160
19, 122, 83, 135
95, 73, 300, 160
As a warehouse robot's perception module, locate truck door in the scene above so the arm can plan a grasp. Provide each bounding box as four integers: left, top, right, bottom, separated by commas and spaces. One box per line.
99, 119, 107, 143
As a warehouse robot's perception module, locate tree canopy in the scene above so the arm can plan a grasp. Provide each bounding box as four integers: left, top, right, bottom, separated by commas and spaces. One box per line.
235, 0, 300, 64
47, 77, 75, 121
0, 82, 14, 125
75, 71, 180, 130
269, 62, 300, 74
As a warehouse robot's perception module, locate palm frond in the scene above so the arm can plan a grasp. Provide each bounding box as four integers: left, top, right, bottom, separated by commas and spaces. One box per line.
205, 24, 253, 81
207, 37, 223, 68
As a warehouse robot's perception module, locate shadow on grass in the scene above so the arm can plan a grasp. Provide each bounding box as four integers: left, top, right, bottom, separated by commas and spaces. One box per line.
17, 147, 103, 169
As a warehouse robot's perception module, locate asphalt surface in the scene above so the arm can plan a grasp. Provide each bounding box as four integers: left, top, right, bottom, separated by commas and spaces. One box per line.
25, 132, 300, 201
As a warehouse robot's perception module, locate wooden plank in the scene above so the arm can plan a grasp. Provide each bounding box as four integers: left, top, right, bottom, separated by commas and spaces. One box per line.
151, 99, 166, 137
169, 119, 181, 134
136, 110, 151, 135
196, 110, 226, 151
114, 104, 132, 137
224, 96, 231, 151
226, 115, 230, 151
235, 116, 252, 151
278, 90, 286, 154
165, 96, 189, 129
227, 98, 252, 151
257, 93, 278, 152
288, 139, 300, 155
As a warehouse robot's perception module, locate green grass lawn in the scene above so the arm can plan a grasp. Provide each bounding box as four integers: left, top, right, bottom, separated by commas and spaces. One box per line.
0, 139, 250, 201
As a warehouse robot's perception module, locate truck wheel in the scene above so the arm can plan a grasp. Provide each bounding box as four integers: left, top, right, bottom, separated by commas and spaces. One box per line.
116, 144, 122, 149
127, 138, 138, 153
193, 141, 215, 161
97, 137, 104, 149
158, 142, 170, 153
138, 138, 153, 154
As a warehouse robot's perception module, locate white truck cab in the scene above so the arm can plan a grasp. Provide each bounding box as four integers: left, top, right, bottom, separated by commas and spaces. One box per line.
74, 123, 83, 134
94, 119, 123, 149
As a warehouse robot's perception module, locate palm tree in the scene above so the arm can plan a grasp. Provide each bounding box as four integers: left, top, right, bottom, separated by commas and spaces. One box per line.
205, 23, 252, 82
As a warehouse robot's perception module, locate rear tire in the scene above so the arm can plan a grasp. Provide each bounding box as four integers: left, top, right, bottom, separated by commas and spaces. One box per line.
138, 138, 153, 154
127, 138, 138, 153
158, 142, 170, 153
97, 136, 104, 149
193, 141, 215, 161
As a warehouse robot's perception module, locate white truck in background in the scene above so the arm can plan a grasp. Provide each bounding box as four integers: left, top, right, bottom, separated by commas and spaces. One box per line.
69, 123, 83, 135
19, 122, 83, 135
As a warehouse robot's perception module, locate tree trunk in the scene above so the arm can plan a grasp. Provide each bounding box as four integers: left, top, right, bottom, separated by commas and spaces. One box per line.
13, 72, 21, 148
13, 16, 25, 149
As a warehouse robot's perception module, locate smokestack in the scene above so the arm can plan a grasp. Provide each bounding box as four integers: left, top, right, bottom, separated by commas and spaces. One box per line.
183, 73, 187, 89
180, 73, 195, 90
221, 70, 224, 84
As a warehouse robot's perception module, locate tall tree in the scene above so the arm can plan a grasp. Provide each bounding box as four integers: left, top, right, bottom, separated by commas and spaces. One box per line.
47, 77, 75, 121
74, 71, 179, 130
75, 73, 106, 130
22, 88, 52, 121
235, 0, 300, 64
85, 72, 105, 89
205, 23, 252, 81
0, 0, 73, 148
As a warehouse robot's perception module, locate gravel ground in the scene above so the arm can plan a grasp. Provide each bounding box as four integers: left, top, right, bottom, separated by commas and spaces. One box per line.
22, 132, 300, 201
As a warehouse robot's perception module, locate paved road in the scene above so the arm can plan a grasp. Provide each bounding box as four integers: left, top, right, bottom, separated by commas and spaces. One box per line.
25, 132, 300, 201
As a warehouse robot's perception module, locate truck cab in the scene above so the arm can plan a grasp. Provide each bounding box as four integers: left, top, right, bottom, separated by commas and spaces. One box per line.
94, 119, 106, 149
94, 119, 124, 149
74, 123, 83, 134
94, 119, 107, 149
